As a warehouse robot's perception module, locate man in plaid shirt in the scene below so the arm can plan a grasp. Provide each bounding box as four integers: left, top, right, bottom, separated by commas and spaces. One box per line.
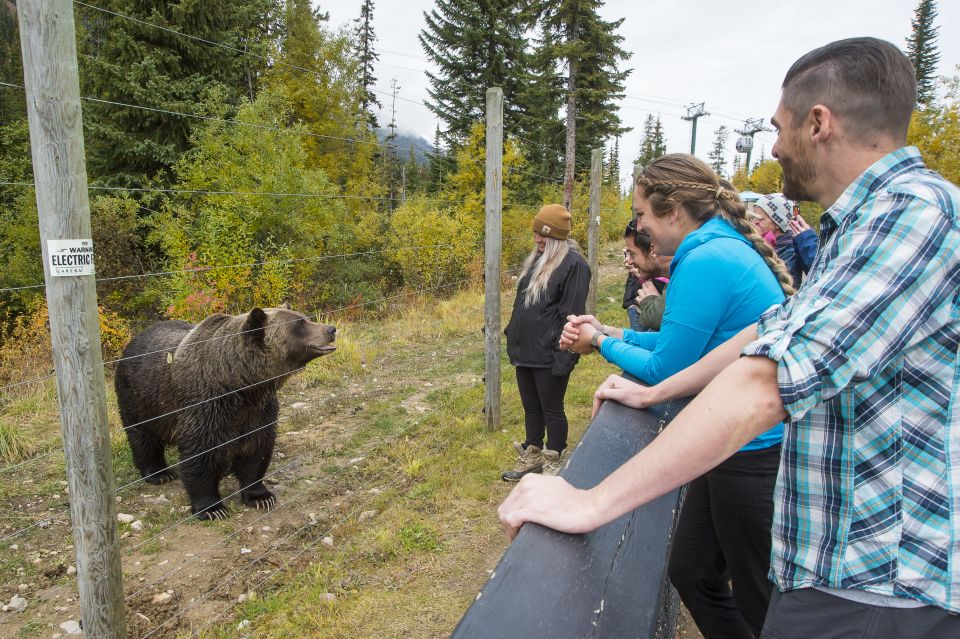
499, 37, 960, 638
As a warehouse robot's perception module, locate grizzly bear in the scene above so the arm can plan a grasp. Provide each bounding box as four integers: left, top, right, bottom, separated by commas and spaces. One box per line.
114, 306, 336, 520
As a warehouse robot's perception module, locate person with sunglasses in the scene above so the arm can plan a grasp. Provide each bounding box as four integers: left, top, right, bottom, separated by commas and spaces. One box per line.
622, 220, 671, 331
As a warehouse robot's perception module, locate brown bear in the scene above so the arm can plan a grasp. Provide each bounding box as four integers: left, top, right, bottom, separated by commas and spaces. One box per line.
114, 306, 336, 520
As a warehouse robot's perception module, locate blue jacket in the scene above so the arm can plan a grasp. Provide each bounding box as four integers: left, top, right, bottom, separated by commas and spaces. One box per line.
793, 228, 818, 275
775, 229, 820, 289
599, 216, 784, 451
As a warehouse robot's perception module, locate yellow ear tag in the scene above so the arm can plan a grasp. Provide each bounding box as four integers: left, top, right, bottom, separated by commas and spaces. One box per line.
166, 352, 173, 364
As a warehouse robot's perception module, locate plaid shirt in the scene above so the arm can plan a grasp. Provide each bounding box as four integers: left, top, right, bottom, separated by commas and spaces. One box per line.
743, 147, 960, 611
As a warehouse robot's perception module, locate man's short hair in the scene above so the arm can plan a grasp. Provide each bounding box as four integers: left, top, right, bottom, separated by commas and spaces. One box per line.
781, 37, 917, 142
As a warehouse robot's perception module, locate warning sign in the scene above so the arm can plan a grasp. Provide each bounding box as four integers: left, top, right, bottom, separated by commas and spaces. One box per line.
48, 239, 96, 277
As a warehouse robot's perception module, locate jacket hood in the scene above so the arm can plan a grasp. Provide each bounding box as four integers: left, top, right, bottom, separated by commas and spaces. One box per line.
669, 216, 751, 278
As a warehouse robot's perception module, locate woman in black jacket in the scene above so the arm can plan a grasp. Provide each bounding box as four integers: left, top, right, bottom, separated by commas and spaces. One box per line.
501, 204, 591, 481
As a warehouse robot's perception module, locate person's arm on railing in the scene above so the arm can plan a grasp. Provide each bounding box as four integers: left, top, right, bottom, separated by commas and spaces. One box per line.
591, 323, 759, 417
498, 354, 785, 539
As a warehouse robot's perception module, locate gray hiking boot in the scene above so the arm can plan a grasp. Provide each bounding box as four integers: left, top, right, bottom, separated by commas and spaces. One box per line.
542, 448, 566, 476
501, 442, 543, 482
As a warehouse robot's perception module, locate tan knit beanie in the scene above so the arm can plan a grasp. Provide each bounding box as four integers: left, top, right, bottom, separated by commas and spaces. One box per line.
532, 204, 572, 240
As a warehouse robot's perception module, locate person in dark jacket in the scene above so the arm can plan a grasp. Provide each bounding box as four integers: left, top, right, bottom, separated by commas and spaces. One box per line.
502, 204, 590, 481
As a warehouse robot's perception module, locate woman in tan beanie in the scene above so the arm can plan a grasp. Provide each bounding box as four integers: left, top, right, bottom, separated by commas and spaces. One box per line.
501, 204, 590, 481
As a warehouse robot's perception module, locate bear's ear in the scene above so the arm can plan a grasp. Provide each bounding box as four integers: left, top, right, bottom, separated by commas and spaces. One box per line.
242, 308, 268, 347
278, 302, 292, 310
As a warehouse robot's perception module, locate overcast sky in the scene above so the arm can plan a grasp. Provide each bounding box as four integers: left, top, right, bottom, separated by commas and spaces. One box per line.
320, 0, 960, 185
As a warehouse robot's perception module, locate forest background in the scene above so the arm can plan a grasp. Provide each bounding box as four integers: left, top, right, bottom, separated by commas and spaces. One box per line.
0, 0, 957, 385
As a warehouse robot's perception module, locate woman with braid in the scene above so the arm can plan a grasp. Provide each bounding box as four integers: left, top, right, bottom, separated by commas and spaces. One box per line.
560, 154, 792, 639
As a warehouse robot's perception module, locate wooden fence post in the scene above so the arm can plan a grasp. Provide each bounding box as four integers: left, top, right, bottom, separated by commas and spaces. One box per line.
586, 147, 603, 315
484, 87, 503, 431
17, 1, 126, 636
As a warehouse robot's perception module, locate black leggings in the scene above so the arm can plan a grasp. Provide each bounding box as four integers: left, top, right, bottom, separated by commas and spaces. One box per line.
668, 444, 781, 639
514, 366, 570, 453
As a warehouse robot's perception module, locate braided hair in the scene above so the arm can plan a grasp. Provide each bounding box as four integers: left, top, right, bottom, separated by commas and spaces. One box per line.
635, 154, 795, 296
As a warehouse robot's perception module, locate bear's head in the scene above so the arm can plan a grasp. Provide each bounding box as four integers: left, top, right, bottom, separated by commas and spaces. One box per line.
241, 306, 337, 371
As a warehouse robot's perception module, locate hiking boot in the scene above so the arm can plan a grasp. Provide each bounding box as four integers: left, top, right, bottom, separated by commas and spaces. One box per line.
501, 443, 543, 482
542, 448, 566, 476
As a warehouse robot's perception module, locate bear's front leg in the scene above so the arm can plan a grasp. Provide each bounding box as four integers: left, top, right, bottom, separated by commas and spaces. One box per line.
126, 426, 178, 484
234, 418, 277, 511
178, 441, 230, 521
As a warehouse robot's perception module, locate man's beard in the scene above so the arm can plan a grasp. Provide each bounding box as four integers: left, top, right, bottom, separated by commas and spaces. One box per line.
780, 142, 817, 202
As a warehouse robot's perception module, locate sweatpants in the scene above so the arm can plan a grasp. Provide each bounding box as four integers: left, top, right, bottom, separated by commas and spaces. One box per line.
514, 366, 570, 453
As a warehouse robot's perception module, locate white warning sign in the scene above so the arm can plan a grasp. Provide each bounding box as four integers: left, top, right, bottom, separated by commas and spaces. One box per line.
48, 239, 96, 277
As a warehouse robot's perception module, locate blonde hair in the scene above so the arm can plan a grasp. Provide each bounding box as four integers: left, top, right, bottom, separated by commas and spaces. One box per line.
518, 237, 577, 307
635, 154, 795, 296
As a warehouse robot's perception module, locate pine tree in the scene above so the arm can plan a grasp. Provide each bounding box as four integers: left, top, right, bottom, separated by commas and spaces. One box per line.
708, 125, 728, 176
636, 114, 666, 167
604, 137, 620, 190
906, 0, 941, 105
354, 0, 381, 129
539, 0, 631, 210
419, 0, 534, 148
76, 0, 278, 187
514, 26, 565, 192
426, 126, 455, 193
732, 153, 742, 176
0, 3, 25, 125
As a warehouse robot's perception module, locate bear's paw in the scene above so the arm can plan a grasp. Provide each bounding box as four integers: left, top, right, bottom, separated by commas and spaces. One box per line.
194, 503, 229, 521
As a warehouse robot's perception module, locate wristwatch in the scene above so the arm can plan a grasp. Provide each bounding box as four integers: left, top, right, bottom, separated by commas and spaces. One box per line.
590, 330, 603, 350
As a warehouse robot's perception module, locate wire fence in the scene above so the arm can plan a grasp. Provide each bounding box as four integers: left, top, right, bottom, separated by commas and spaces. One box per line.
0, 3, 628, 636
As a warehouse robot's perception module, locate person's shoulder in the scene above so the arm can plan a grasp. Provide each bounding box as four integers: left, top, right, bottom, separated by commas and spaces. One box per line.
565, 248, 590, 269
883, 168, 960, 226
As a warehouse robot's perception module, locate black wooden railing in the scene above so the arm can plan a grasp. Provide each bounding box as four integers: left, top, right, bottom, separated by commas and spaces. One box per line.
452, 395, 691, 638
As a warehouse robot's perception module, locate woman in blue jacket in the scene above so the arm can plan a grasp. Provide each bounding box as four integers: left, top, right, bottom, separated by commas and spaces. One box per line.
562, 154, 793, 639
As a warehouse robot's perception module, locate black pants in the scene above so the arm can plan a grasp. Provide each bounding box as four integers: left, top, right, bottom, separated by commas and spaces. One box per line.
668, 445, 780, 639
761, 587, 960, 639
515, 366, 570, 453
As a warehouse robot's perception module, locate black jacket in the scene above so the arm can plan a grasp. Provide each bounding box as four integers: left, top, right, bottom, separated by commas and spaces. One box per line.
505, 249, 591, 375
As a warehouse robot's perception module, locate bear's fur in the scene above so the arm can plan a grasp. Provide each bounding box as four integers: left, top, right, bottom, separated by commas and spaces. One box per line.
114, 307, 336, 520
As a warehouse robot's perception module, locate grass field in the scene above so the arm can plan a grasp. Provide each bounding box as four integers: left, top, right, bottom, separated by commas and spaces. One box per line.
0, 247, 703, 638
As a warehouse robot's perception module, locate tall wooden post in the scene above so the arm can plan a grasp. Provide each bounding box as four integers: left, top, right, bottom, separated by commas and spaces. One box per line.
586, 147, 602, 315
17, 1, 126, 636
484, 88, 503, 431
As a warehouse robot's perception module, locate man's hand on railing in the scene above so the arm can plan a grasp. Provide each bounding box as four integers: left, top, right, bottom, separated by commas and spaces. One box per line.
497, 474, 600, 541
592, 374, 663, 418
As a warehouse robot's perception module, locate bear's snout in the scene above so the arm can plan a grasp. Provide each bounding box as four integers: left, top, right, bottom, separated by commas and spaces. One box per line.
327, 326, 337, 336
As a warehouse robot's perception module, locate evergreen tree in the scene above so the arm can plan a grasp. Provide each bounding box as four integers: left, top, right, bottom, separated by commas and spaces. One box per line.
708, 125, 728, 176
604, 137, 620, 190
0, 3, 25, 125
419, 0, 535, 148
906, 0, 941, 105
636, 114, 666, 167
513, 27, 565, 194
76, 0, 278, 187
402, 146, 427, 196
426, 126, 455, 193
539, 0, 631, 209
354, 0, 381, 129
732, 153, 742, 176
